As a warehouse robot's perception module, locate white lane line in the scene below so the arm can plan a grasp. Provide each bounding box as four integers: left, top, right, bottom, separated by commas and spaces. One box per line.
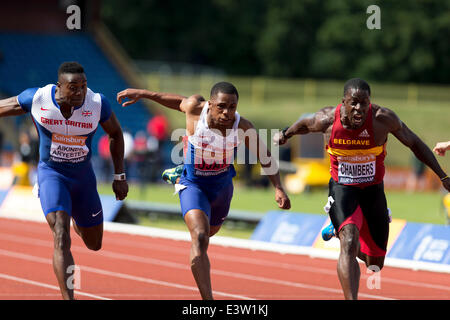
0, 241, 392, 300
103, 236, 339, 273
368, 276, 450, 292
1, 232, 449, 294
0, 249, 254, 300
211, 269, 396, 300
104, 221, 450, 274
0, 273, 111, 300
3, 217, 449, 274
84, 246, 395, 299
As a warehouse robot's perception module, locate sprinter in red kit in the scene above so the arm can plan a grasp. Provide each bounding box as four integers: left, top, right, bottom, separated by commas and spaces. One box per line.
274, 78, 450, 299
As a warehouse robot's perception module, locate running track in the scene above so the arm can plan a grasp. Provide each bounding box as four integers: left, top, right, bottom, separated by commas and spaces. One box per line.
0, 217, 449, 300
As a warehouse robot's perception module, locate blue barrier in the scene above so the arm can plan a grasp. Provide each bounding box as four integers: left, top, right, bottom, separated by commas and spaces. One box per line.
99, 195, 125, 222
251, 210, 450, 271
0, 187, 124, 223
0, 189, 8, 207
387, 223, 449, 265
250, 211, 327, 246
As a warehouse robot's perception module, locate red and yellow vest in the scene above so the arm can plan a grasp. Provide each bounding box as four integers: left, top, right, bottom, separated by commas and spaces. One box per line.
326, 103, 386, 186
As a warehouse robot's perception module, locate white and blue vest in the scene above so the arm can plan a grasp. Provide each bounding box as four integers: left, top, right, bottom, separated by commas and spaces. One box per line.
183, 102, 241, 185
17, 84, 111, 171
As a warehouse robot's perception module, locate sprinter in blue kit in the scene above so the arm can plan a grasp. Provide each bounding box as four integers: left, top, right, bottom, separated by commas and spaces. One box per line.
117, 82, 291, 300
0, 62, 128, 299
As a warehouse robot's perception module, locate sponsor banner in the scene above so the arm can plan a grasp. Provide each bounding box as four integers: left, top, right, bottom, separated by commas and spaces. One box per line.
0, 186, 123, 223
251, 211, 408, 254
0, 190, 9, 207
251, 211, 449, 268
386, 218, 408, 253
387, 223, 450, 265
312, 217, 407, 254
250, 211, 326, 246
0, 186, 44, 222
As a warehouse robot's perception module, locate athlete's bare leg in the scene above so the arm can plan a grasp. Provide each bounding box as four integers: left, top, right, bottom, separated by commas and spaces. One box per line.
46, 211, 75, 300
72, 218, 103, 251
184, 209, 214, 300
336, 224, 361, 300
209, 225, 221, 237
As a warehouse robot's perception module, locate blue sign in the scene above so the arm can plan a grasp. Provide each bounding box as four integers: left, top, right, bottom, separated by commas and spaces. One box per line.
387, 223, 450, 265
100, 195, 124, 222
251, 210, 450, 270
251, 211, 327, 246
0, 189, 9, 207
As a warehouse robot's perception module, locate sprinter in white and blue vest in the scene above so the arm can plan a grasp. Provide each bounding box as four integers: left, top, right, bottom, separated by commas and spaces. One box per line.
0, 62, 128, 299
117, 82, 291, 300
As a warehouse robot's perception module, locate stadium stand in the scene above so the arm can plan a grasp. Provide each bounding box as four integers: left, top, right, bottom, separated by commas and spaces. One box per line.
0, 31, 152, 156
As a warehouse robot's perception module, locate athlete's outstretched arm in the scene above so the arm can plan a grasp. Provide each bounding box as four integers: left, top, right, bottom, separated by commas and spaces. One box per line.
239, 117, 291, 210
117, 88, 189, 112
0, 96, 26, 117
433, 141, 450, 156
100, 112, 129, 200
385, 109, 450, 191
273, 106, 334, 145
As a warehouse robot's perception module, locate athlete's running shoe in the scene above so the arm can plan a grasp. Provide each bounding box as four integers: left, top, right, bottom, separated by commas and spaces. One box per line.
321, 221, 336, 241
162, 165, 183, 184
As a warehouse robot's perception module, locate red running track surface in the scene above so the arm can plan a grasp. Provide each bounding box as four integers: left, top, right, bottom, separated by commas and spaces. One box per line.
0, 217, 449, 300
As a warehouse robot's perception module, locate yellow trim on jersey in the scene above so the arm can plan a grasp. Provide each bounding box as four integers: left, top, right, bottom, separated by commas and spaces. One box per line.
327, 145, 384, 157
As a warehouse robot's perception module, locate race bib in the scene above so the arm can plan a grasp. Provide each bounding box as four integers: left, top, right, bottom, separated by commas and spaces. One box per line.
338, 154, 376, 184
50, 133, 89, 163
193, 148, 231, 176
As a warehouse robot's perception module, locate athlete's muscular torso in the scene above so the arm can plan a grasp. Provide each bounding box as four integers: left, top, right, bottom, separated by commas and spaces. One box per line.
322, 104, 392, 146
326, 103, 390, 186
17, 84, 111, 169
277, 92, 450, 192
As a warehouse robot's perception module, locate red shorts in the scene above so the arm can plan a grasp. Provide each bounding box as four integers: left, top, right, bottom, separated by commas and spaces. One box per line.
328, 178, 390, 257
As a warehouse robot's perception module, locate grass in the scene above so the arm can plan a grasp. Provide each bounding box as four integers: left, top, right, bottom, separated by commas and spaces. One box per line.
98, 182, 261, 239
98, 182, 449, 239
138, 215, 255, 239
143, 74, 450, 169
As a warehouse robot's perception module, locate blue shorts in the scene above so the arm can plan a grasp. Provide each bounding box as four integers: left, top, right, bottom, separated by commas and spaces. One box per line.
37, 162, 103, 228
178, 176, 234, 226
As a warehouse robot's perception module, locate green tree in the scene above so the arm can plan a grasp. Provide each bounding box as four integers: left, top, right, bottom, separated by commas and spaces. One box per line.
310, 0, 450, 83
256, 0, 325, 77
101, 0, 450, 83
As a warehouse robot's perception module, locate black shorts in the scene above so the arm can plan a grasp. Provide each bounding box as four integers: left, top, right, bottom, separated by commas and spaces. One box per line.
327, 178, 390, 257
